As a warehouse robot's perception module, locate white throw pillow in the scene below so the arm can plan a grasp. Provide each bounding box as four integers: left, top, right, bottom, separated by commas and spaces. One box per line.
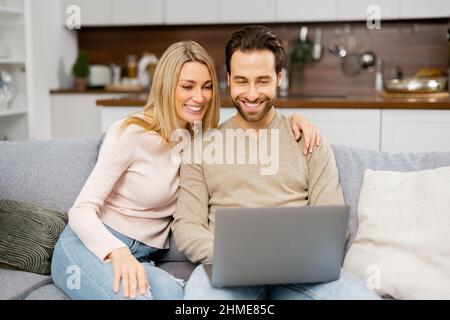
343, 166, 450, 300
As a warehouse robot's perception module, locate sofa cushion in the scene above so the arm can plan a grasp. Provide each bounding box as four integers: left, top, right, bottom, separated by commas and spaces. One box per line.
156, 261, 197, 281
0, 137, 102, 212
0, 200, 67, 275
0, 269, 51, 300
344, 166, 450, 299
25, 284, 69, 300
331, 145, 450, 252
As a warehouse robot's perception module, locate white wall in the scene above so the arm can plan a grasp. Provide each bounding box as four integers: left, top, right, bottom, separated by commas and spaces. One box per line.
28, 0, 77, 140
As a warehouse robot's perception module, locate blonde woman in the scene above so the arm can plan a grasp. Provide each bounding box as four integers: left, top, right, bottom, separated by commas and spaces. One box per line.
51, 41, 321, 300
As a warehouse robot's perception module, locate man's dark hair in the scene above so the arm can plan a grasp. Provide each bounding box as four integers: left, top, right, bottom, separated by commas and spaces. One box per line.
225, 25, 286, 75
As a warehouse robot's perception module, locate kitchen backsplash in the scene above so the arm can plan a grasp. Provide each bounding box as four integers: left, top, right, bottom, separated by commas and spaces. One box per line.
77, 19, 449, 95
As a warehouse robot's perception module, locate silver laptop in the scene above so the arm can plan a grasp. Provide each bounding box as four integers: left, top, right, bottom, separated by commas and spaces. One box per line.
204, 205, 350, 288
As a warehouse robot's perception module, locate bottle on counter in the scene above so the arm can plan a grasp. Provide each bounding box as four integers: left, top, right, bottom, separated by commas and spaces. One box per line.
447, 28, 450, 92
279, 67, 289, 97
110, 63, 121, 86
127, 55, 138, 79
375, 58, 383, 92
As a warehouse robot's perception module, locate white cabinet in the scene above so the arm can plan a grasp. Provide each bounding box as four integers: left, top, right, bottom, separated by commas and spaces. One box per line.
220, 108, 383, 150
112, 0, 163, 25
100, 106, 143, 132
50, 93, 128, 139
381, 110, 450, 153
275, 108, 381, 151
166, 0, 220, 24
277, 0, 337, 22
59, 0, 449, 27
337, 0, 399, 21
100, 106, 450, 153
445, 1, 450, 17
61, 0, 113, 26
220, 0, 275, 23
62, 0, 163, 26
399, 0, 448, 19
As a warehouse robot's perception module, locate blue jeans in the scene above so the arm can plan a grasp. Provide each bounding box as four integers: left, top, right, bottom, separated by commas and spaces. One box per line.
184, 265, 381, 300
51, 225, 184, 300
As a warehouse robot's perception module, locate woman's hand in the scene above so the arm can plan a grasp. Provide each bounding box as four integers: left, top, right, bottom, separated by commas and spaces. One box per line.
289, 113, 322, 155
107, 247, 150, 299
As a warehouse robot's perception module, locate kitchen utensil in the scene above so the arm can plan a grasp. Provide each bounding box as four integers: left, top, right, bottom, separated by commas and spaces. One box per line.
312, 28, 322, 61
329, 45, 360, 76
375, 58, 383, 92
88, 64, 111, 87
138, 52, 158, 88
328, 44, 347, 58
0, 70, 16, 110
384, 77, 448, 93
359, 51, 376, 69
329, 45, 377, 77
342, 52, 362, 76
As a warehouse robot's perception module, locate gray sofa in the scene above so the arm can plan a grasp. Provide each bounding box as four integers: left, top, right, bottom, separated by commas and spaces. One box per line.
1, 136, 449, 300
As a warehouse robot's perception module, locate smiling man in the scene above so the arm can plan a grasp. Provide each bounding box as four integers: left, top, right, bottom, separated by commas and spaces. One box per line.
172, 26, 380, 300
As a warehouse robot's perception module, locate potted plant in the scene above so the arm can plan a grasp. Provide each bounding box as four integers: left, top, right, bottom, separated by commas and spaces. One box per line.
72, 51, 90, 91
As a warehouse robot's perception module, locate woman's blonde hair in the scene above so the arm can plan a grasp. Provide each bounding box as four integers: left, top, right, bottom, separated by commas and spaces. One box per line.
120, 41, 220, 143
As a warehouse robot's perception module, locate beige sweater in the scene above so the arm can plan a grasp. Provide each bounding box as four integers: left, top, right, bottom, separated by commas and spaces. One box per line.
69, 120, 180, 261
172, 112, 345, 264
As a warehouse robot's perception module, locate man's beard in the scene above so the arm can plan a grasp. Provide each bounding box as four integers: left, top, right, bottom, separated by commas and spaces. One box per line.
232, 94, 276, 123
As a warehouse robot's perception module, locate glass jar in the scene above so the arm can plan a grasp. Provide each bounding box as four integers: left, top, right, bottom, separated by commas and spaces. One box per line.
127, 55, 137, 79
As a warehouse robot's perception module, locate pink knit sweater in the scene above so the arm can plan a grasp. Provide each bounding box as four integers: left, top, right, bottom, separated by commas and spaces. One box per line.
68, 120, 180, 261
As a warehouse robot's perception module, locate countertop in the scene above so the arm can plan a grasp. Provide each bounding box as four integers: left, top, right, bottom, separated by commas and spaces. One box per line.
94, 92, 450, 109
50, 88, 148, 94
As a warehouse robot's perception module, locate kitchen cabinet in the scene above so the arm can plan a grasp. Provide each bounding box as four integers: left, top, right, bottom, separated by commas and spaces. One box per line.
277, 0, 337, 22
166, 0, 220, 24
100, 106, 143, 132
381, 110, 450, 153
445, 1, 450, 17
62, 0, 163, 26
277, 108, 381, 151
220, 0, 275, 23
61, 0, 449, 27
61, 0, 113, 26
399, 0, 448, 19
220, 108, 381, 151
50, 93, 128, 139
99, 104, 450, 153
112, 0, 163, 25
337, 0, 399, 21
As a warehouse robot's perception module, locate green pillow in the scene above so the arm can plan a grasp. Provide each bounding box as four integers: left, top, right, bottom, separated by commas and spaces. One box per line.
0, 200, 68, 275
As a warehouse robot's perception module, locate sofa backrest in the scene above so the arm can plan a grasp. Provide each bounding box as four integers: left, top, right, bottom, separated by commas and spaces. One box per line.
0, 135, 189, 262
0, 137, 103, 212
332, 145, 450, 252
4, 137, 449, 263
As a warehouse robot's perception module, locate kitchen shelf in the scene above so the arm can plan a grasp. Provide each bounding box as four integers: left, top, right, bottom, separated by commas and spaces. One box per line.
0, 0, 30, 141
0, 108, 27, 117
